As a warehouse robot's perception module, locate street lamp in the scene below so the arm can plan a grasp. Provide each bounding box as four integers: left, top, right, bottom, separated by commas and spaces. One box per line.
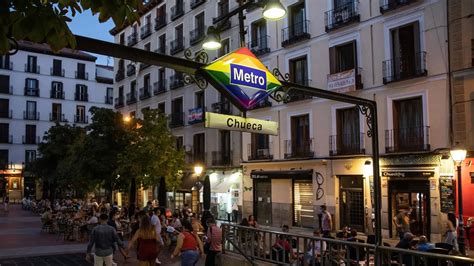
262, 0, 287, 20
194, 165, 204, 177
202, 26, 222, 50
450, 147, 467, 255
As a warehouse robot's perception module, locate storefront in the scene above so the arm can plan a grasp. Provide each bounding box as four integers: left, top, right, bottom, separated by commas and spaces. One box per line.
0, 168, 23, 201
208, 169, 242, 221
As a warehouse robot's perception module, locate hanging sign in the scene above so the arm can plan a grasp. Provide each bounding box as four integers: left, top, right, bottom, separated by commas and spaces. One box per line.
200, 47, 282, 111
205, 112, 278, 135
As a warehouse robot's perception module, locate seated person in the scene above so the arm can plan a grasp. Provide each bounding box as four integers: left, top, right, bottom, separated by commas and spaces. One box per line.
347, 229, 358, 242
41, 208, 53, 225
396, 232, 415, 250
272, 234, 296, 262
336, 226, 350, 239
282, 224, 297, 248
306, 230, 326, 265
416, 235, 434, 251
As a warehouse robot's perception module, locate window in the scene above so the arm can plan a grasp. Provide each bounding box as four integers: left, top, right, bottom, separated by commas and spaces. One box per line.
193, 133, 205, 163
144, 74, 150, 89
176, 25, 183, 42
76, 105, 86, 123
195, 91, 204, 108
170, 97, 184, 126
75, 84, 88, 101
130, 80, 137, 94
0, 75, 9, 94
217, 0, 229, 17
119, 86, 124, 98
106, 87, 113, 104
156, 4, 167, 30
76, 63, 86, 79
290, 56, 308, 85
52, 59, 62, 76
289, 2, 307, 36
0, 55, 10, 69
158, 34, 166, 53
26, 101, 37, 119
0, 99, 9, 118
119, 33, 125, 45
27, 55, 38, 73
25, 125, 36, 144
25, 150, 36, 168
218, 39, 230, 57
51, 103, 62, 121
220, 130, 230, 164
0, 123, 9, 143
51, 81, 63, 99
330, 41, 357, 74
251, 20, 267, 48
286, 114, 312, 158
176, 136, 184, 150
25, 78, 39, 96
0, 150, 8, 169
250, 133, 271, 160
334, 107, 362, 155
144, 43, 151, 51
158, 102, 166, 114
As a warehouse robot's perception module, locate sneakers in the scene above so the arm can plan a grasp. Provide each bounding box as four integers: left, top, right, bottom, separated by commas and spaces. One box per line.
155, 258, 162, 264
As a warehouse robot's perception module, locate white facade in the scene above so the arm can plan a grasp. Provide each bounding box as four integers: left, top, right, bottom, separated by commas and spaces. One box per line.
0, 41, 114, 200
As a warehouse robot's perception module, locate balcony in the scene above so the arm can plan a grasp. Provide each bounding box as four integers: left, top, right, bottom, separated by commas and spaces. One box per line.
140, 24, 152, 39
385, 126, 430, 153
380, 0, 418, 14
153, 80, 167, 95
170, 73, 184, 90
190, 28, 206, 46
383, 51, 427, 84
249, 99, 272, 110
249, 35, 270, 56
0, 86, 13, 95
325, 1, 360, 32
191, 152, 206, 165
139, 63, 150, 71
75, 92, 88, 102
75, 71, 88, 80
190, 0, 205, 9
281, 20, 311, 47
24, 64, 40, 74
127, 33, 138, 46
49, 113, 67, 122
170, 38, 185, 55
188, 107, 206, 124
126, 64, 136, 76
329, 133, 365, 156
327, 67, 363, 93
0, 61, 12, 70
115, 69, 125, 82
23, 111, 40, 120
213, 2, 231, 31
284, 139, 314, 159
211, 151, 232, 166
0, 135, 12, 144
24, 87, 40, 97
0, 109, 12, 119
50, 89, 65, 99
50, 68, 65, 77
105, 96, 113, 104
247, 143, 273, 161
212, 101, 232, 115
22, 135, 40, 145
74, 115, 89, 124
126, 92, 137, 105
169, 112, 185, 128
155, 16, 167, 31
114, 96, 124, 108
139, 86, 152, 100
154, 45, 166, 54
171, 4, 184, 21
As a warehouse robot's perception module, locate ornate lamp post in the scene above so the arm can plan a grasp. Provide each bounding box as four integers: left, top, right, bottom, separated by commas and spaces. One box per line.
450, 148, 467, 255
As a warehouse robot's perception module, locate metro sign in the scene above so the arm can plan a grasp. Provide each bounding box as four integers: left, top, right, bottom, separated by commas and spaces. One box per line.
200, 47, 281, 111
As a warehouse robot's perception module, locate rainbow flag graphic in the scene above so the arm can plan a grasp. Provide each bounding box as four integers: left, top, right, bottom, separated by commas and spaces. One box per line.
202, 47, 282, 110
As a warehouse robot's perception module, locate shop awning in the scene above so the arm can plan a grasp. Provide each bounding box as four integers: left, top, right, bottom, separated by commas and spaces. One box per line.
250, 169, 313, 180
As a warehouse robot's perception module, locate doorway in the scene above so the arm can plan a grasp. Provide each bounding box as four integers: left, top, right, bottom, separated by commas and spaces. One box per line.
254, 179, 272, 225
388, 180, 430, 238
339, 175, 364, 231
293, 179, 314, 227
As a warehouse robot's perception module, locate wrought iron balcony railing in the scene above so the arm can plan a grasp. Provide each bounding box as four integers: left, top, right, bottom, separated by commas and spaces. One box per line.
114, 96, 124, 108
74, 92, 88, 102
154, 45, 167, 54
383, 51, 427, 84
0, 109, 12, 119
211, 151, 232, 166
153, 80, 167, 95
190, 28, 206, 46
155, 16, 167, 31
284, 138, 314, 159
50, 68, 65, 77
211, 101, 232, 115
169, 112, 185, 128
170, 74, 184, 89
75, 71, 88, 80
24, 87, 40, 97
105, 96, 113, 104
281, 20, 311, 47
127, 33, 138, 46
22, 135, 40, 145
74, 115, 89, 124
191, 0, 206, 9
49, 113, 67, 122
171, 3, 184, 21
50, 89, 64, 99
325, 1, 360, 32
126, 64, 136, 77
126, 92, 138, 105
23, 111, 40, 120
329, 133, 365, 156
139, 86, 152, 100
25, 64, 40, 74
213, 2, 231, 30
0, 135, 12, 144
170, 38, 185, 55
380, 0, 418, 14
140, 24, 152, 39
249, 35, 270, 56
247, 143, 273, 161
385, 126, 430, 153
115, 69, 125, 82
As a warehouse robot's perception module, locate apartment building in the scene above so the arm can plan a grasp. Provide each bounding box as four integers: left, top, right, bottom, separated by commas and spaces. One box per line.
0, 41, 114, 201
110, 0, 243, 219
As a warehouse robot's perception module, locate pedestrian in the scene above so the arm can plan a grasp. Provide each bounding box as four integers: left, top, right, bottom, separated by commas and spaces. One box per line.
248, 215, 259, 228
320, 205, 332, 237
143, 201, 152, 212
445, 212, 459, 250
393, 207, 412, 240
171, 219, 204, 266
205, 217, 222, 266
127, 215, 159, 266
151, 207, 163, 265
86, 213, 126, 266
232, 202, 239, 223
3, 194, 9, 212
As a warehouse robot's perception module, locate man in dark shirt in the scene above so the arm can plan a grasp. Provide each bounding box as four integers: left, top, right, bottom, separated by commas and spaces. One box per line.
86, 214, 126, 266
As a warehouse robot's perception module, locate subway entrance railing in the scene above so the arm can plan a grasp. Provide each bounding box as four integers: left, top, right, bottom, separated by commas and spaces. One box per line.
221, 223, 474, 266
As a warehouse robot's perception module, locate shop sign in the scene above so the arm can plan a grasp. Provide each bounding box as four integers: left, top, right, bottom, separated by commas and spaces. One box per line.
200, 47, 281, 111
439, 176, 455, 213
381, 171, 435, 178
188, 107, 205, 124
327, 68, 356, 93
205, 112, 278, 135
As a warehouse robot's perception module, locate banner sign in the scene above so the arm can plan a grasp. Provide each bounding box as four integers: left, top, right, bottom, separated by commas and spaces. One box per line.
188, 107, 205, 124
327, 68, 356, 93
201, 47, 281, 111
205, 112, 278, 135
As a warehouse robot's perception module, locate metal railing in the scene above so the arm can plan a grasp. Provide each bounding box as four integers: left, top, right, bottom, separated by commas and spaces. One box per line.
74, 115, 89, 124
126, 92, 137, 105
74, 92, 88, 102
385, 126, 430, 153
190, 0, 206, 9
284, 138, 314, 158
330, 133, 365, 156
214, 1, 229, 23
127, 33, 138, 46
212, 101, 232, 114
171, 3, 184, 21
0, 135, 12, 144
190, 28, 206, 45
170, 38, 185, 55
114, 96, 124, 108
211, 150, 232, 166
115, 69, 125, 82
325, 1, 360, 32
105, 96, 113, 104
281, 20, 311, 47
221, 223, 474, 266
126, 64, 136, 76
380, 0, 418, 13
0, 109, 12, 119
249, 35, 270, 56
170, 73, 184, 89
154, 45, 167, 54
22, 135, 40, 145
23, 111, 40, 120
50, 89, 64, 99
140, 24, 152, 39
155, 15, 167, 31
169, 112, 185, 128
0, 85, 13, 94
49, 113, 67, 122
383, 51, 427, 84
247, 143, 273, 161
75, 71, 88, 80
24, 87, 40, 97
139, 86, 151, 100
153, 80, 167, 95
24, 64, 40, 74
50, 67, 65, 77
